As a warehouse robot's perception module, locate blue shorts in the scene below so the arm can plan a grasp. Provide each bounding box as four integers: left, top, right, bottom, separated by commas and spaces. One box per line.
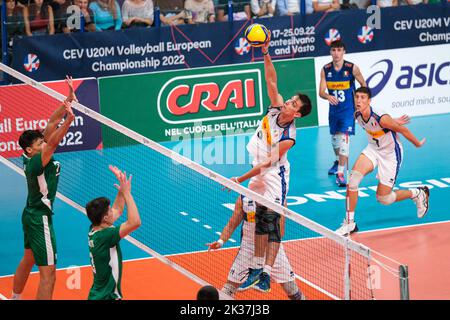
329, 113, 355, 135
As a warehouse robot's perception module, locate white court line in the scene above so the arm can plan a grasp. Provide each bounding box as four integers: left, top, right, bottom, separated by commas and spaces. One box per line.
0, 292, 8, 300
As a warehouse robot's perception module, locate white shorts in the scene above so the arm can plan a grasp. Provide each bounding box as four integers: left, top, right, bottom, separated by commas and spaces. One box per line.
227, 240, 295, 284
248, 163, 290, 205
362, 144, 403, 188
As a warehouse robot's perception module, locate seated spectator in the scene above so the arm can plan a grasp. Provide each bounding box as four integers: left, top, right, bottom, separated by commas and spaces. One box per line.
184, 0, 215, 23
402, 0, 428, 4
23, 0, 55, 36
50, 0, 72, 33
122, 0, 154, 28
154, 0, 187, 25
277, 0, 296, 15
313, 0, 340, 12
348, 0, 370, 9
377, 0, 398, 7
67, 0, 96, 32
89, 0, 122, 31
5, 0, 25, 62
251, 0, 276, 18
216, 0, 251, 21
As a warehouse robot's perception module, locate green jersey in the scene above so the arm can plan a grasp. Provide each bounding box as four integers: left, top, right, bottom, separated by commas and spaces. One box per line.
22, 153, 60, 215
88, 225, 123, 300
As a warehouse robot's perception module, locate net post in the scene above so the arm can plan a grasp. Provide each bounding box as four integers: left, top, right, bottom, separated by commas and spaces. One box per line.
344, 238, 351, 300
399, 265, 409, 300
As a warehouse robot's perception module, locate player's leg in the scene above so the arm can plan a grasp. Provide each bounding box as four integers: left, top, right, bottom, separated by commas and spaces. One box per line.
328, 116, 340, 175
36, 265, 56, 300
335, 152, 375, 236
334, 131, 350, 187
376, 151, 430, 218
272, 244, 305, 300
11, 249, 35, 300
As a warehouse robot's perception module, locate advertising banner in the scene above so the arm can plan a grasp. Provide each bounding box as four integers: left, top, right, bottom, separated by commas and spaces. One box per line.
11, 5, 450, 82
0, 78, 102, 158
315, 43, 450, 126
98, 58, 318, 144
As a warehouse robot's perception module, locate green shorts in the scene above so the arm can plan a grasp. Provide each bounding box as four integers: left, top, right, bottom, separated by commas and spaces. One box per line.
22, 212, 57, 266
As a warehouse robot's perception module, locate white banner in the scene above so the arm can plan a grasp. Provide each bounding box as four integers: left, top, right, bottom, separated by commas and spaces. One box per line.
315, 44, 450, 126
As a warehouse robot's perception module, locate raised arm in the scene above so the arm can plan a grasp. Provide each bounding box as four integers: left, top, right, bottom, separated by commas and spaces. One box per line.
108, 165, 126, 222
206, 196, 244, 251
118, 172, 141, 238
261, 36, 283, 107
380, 114, 426, 148
43, 76, 77, 142
41, 100, 75, 167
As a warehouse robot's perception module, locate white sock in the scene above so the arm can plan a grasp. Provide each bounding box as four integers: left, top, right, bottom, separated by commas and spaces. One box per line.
410, 188, 420, 199
263, 265, 272, 276
11, 292, 21, 300
347, 211, 355, 223
338, 165, 345, 174
254, 256, 264, 269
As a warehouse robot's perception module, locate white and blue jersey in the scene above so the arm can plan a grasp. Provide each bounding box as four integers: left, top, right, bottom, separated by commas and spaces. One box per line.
324, 60, 356, 135
246, 106, 295, 205
356, 106, 403, 188
227, 195, 295, 284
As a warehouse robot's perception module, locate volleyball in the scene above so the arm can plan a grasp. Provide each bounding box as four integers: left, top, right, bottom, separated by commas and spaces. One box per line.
244, 23, 270, 47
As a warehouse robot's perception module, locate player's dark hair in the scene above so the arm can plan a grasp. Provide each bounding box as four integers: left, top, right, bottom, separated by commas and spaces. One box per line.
297, 93, 312, 117
355, 86, 372, 99
18, 130, 44, 153
86, 197, 111, 226
197, 285, 219, 300
330, 40, 346, 50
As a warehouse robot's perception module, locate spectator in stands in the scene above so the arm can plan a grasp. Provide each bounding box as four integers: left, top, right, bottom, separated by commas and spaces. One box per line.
277, 0, 297, 15
89, 0, 122, 31
121, 0, 154, 28
5, 0, 24, 63
74, 0, 96, 32
402, 0, 428, 5
154, 0, 188, 25
251, 0, 276, 18
313, 0, 340, 12
347, 0, 370, 9
23, 0, 55, 35
50, 0, 71, 33
184, 0, 216, 23
216, 0, 251, 21
377, 0, 398, 6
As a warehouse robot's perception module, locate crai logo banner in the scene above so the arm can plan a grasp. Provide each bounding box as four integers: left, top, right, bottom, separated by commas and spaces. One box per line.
157, 70, 264, 124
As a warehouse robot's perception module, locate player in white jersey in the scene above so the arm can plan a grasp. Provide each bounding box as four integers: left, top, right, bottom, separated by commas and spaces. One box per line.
228, 35, 312, 292
207, 195, 305, 300
336, 87, 430, 236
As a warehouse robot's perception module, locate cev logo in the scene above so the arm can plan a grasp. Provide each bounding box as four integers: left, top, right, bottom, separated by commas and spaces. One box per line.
157, 70, 264, 124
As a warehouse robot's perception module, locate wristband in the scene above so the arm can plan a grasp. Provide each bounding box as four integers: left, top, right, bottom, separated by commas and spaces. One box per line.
218, 239, 224, 246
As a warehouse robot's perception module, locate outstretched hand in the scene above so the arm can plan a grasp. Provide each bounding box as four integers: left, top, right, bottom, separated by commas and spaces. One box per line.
109, 165, 132, 194
63, 99, 75, 121
206, 241, 223, 252
396, 114, 410, 126
262, 30, 271, 53
66, 75, 78, 103
416, 138, 426, 148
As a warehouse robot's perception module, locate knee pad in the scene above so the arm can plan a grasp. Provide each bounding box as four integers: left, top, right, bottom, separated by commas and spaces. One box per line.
348, 170, 363, 191
376, 192, 397, 205
332, 134, 349, 157
255, 206, 281, 243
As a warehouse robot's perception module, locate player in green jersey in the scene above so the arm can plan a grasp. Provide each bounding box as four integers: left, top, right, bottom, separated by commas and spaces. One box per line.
11, 76, 77, 300
86, 165, 141, 300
